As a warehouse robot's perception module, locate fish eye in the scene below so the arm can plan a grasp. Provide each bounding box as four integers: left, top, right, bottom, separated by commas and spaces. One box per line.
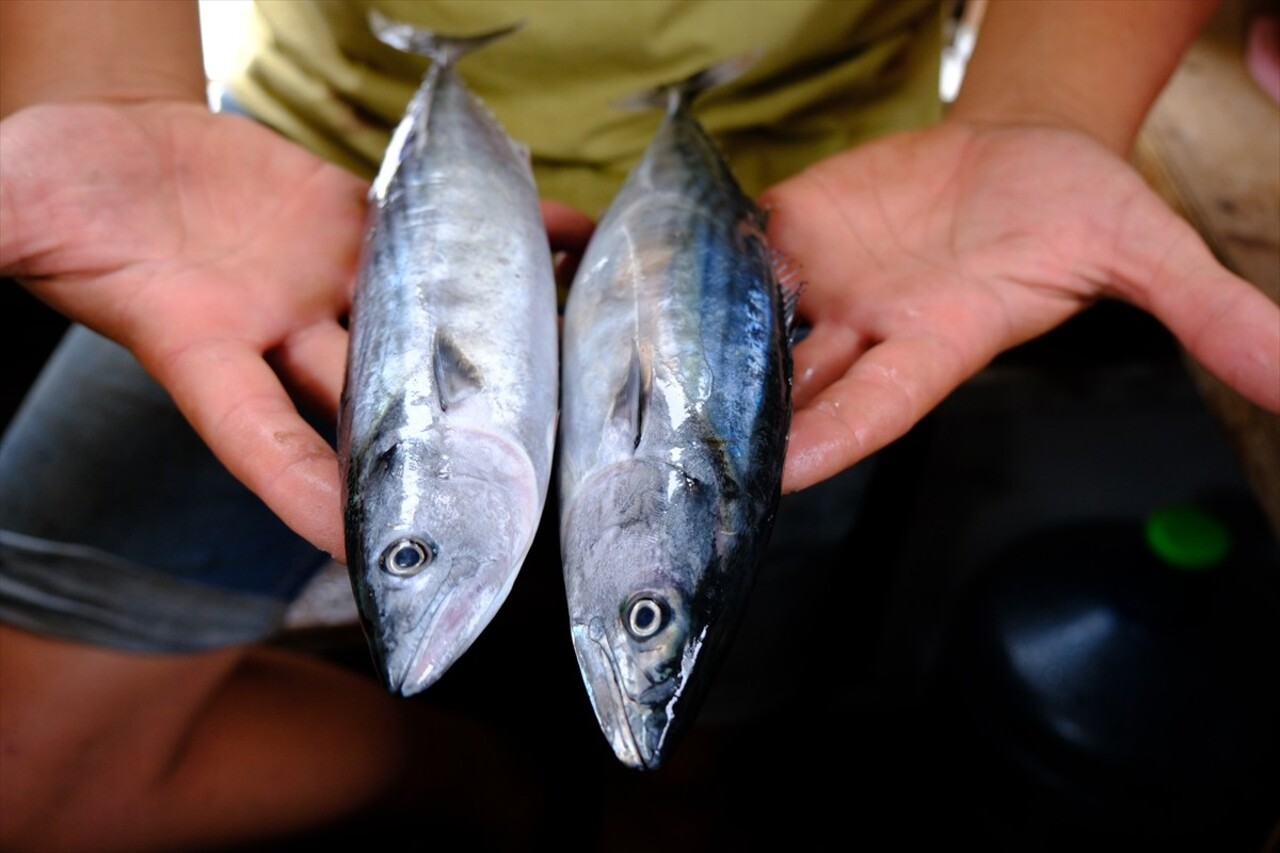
625, 596, 666, 640
380, 537, 437, 577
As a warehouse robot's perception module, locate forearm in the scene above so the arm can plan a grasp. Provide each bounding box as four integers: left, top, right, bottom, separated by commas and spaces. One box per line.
0, 0, 206, 118
949, 0, 1221, 153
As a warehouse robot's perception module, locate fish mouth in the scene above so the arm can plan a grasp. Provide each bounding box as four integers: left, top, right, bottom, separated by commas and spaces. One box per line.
373, 582, 457, 696
569, 620, 674, 770
373, 555, 500, 696
356, 428, 545, 696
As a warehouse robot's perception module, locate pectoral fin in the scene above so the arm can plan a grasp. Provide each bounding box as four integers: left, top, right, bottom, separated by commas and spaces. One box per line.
434, 331, 484, 411
610, 342, 651, 451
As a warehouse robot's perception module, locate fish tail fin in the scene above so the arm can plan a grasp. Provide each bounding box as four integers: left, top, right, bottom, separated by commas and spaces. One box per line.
369, 10, 524, 66
616, 49, 762, 115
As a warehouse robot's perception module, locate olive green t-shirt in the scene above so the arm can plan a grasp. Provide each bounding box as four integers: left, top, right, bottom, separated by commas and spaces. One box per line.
229, 0, 944, 217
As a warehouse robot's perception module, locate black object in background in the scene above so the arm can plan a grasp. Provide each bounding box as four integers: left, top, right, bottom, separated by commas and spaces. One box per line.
3, 282, 69, 430
941, 508, 1279, 851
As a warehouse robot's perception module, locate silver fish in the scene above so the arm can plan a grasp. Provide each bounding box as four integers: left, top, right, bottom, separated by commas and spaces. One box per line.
558, 60, 794, 769
337, 15, 558, 696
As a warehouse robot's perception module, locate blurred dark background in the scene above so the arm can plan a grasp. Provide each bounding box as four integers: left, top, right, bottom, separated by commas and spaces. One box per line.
3, 285, 69, 429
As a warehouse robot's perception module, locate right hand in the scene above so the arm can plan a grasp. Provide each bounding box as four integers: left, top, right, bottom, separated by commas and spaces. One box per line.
0, 100, 593, 560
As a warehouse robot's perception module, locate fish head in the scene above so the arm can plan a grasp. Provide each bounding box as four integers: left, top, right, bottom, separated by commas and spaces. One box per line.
346, 427, 540, 696
561, 459, 722, 769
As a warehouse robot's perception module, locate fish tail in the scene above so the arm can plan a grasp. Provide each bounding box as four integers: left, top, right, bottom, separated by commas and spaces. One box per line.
617, 50, 761, 115
369, 10, 524, 66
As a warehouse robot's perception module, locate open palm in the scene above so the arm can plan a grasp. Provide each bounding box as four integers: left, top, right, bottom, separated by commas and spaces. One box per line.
763, 120, 1280, 493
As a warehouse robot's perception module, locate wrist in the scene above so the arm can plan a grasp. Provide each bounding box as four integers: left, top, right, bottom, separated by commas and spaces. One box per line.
0, 0, 207, 118
948, 0, 1220, 155
947, 79, 1109, 148
5, 77, 208, 116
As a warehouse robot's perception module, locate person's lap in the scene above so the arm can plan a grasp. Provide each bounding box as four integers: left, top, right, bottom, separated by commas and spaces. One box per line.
0, 325, 331, 653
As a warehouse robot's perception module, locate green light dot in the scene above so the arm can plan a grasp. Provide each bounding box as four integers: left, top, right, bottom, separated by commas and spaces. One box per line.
1144, 505, 1231, 571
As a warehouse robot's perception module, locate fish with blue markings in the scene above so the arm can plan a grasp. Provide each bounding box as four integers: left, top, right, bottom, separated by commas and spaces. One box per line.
338, 14, 559, 696
558, 58, 796, 769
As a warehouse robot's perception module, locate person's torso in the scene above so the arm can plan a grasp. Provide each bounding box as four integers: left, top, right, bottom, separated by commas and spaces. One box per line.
229, 0, 943, 216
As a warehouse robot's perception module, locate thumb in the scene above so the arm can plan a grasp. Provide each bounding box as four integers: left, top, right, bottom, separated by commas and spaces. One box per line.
1115, 202, 1280, 413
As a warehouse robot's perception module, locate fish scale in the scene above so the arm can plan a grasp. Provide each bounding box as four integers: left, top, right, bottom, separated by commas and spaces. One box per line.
559, 58, 794, 769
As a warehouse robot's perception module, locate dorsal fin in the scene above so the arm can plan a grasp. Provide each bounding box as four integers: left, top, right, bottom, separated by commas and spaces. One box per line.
433, 331, 484, 411
369, 11, 523, 67
610, 342, 651, 451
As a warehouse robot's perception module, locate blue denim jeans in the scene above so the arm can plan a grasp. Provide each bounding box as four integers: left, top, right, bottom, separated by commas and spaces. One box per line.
0, 325, 332, 652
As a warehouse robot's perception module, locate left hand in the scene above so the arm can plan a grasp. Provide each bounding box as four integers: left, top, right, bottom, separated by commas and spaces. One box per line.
762, 119, 1280, 493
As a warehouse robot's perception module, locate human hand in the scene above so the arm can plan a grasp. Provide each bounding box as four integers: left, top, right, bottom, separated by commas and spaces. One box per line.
0, 101, 593, 560
762, 120, 1280, 493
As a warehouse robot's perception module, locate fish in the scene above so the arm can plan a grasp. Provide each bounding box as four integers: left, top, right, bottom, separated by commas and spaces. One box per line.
557, 57, 796, 769
337, 13, 559, 697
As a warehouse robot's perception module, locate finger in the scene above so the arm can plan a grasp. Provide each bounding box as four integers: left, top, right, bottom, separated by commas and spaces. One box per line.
148, 340, 346, 561
541, 200, 595, 254
789, 320, 872, 409
543, 201, 595, 297
782, 331, 984, 493
554, 250, 581, 294
269, 319, 350, 422
1152, 265, 1280, 412
1112, 202, 1280, 413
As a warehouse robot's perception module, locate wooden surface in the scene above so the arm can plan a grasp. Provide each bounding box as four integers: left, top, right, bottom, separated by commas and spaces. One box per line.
1133, 0, 1280, 539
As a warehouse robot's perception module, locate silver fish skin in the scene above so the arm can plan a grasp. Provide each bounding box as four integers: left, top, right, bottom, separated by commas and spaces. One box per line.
558, 62, 794, 770
338, 16, 558, 697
